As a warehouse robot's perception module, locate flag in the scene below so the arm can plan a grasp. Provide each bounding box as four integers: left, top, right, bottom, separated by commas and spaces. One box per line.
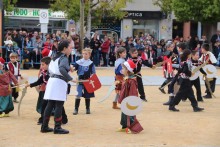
167, 58, 173, 74
83, 74, 101, 93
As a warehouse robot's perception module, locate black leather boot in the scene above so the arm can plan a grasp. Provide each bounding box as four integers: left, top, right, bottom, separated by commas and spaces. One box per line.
62, 107, 68, 124
54, 121, 69, 134
86, 109, 90, 114
85, 99, 91, 114
163, 96, 174, 105
41, 125, 54, 133
41, 117, 53, 133
73, 109, 78, 115
169, 106, 180, 112
193, 106, 204, 112
73, 99, 80, 115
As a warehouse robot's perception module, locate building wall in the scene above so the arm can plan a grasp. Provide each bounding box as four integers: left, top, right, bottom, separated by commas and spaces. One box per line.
121, 19, 133, 39
121, 0, 171, 40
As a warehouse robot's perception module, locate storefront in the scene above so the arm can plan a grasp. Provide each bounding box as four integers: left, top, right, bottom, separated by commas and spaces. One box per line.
121, 11, 172, 40
4, 8, 68, 33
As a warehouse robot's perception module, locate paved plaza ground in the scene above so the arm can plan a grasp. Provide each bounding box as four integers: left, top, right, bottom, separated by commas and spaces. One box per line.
0, 68, 220, 147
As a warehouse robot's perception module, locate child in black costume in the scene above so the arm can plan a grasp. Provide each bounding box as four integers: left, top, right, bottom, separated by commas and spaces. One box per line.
169, 49, 204, 112
129, 47, 155, 102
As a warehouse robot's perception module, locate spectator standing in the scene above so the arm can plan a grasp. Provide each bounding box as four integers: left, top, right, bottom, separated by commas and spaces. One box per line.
90, 34, 101, 66
101, 36, 110, 67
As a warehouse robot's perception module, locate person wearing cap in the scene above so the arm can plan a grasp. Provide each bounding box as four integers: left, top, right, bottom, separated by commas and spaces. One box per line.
0, 57, 18, 118
117, 59, 143, 134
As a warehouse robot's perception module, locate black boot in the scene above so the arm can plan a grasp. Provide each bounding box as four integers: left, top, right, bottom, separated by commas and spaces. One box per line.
169, 105, 179, 112
159, 87, 166, 94
41, 117, 53, 133
163, 96, 173, 105
62, 107, 68, 124
73, 109, 78, 115
54, 120, 69, 134
203, 94, 212, 99
193, 106, 204, 112
37, 117, 43, 125
73, 99, 80, 115
85, 99, 91, 114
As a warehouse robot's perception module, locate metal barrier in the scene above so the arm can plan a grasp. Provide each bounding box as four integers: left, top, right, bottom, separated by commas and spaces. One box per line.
0, 46, 77, 68
0, 46, 43, 67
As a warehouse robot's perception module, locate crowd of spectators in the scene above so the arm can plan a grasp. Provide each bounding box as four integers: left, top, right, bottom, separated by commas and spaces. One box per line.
1, 29, 220, 69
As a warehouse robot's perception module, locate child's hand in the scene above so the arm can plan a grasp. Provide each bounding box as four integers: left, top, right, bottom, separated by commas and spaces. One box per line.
25, 84, 30, 88
72, 79, 77, 83
20, 76, 24, 80
152, 65, 156, 69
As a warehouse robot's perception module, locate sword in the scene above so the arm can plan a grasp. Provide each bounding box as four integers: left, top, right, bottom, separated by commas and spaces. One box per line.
18, 87, 27, 116
76, 80, 89, 83
134, 74, 152, 83
11, 84, 26, 89
160, 80, 172, 89
98, 83, 115, 103
204, 76, 216, 98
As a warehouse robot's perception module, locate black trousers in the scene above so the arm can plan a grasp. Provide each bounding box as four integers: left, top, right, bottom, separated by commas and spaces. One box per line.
205, 78, 216, 96
11, 84, 19, 100
74, 98, 90, 109
39, 99, 67, 123
170, 79, 198, 108
101, 52, 107, 66
168, 77, 177, 94
191, 77, 203, 101
43, 100, 64, 124
136, 74, 146, 100
160, 78, 172, 89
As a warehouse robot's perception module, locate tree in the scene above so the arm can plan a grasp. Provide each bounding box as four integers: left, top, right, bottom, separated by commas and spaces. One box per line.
153, 0, 220, 23
3, 0, 18, 11
50, 0, 133, 36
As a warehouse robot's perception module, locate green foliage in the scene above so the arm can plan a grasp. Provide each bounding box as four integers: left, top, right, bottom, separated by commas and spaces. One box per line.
153, 0, 220, 23
50, 0, 132, 23
50, 0, 80, 21
153, 0, 172, 14
3, 0, 18, 11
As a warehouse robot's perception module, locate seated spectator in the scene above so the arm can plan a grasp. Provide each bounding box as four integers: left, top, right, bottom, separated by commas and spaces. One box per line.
24, 36, 32, 48
3, 36, 18, 62
22, 47, 30, 69
43, 38, 53, 50
51, 40, 58, 58
31, 35, 43, 68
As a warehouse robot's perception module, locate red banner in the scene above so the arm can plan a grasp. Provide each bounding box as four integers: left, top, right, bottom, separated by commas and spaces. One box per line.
83, 74, 101, 93
167, 58, 173, 74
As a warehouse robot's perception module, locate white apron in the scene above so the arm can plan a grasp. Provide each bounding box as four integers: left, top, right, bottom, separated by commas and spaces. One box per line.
44, 56, 68, 101
44, 78, 67, 101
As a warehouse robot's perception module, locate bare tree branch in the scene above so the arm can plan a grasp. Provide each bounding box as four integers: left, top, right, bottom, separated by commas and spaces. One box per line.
91, 0, 100, 8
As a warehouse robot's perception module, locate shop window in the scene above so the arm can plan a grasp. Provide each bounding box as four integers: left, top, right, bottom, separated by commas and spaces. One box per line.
53, 21, 64, 27
133, 19, 159, 39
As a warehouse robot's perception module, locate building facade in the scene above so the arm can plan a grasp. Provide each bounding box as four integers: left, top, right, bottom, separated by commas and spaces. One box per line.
4, 0, 68, 33
121, 0, 172, 40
